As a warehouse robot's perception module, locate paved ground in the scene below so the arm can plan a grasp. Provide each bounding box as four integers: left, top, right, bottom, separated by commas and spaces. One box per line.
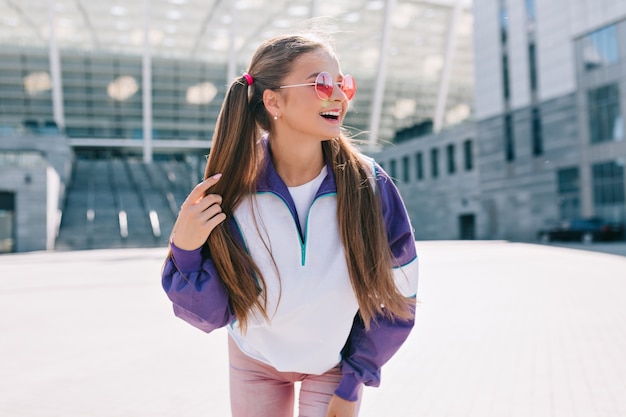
1, 241, 625, 417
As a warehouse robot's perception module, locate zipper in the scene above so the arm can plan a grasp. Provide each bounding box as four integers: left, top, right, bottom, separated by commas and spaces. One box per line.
263, 191, 335, 267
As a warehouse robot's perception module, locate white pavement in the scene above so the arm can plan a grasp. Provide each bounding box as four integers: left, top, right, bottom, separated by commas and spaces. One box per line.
1, 241, 625, 417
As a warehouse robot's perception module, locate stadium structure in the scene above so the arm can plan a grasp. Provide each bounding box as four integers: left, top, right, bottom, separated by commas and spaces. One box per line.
0, 0, 474, 252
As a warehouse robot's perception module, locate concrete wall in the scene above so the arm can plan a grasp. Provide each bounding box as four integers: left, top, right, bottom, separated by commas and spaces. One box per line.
0, 135, 72, 252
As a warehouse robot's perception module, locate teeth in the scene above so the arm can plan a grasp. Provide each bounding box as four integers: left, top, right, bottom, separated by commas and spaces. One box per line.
320, 111, 341, 116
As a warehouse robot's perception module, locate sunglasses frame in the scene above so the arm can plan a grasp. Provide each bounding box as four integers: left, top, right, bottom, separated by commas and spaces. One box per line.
279, 71, 356, 101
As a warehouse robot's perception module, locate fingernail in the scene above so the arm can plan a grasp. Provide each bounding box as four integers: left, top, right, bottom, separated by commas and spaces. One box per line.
212, 173, 222, 180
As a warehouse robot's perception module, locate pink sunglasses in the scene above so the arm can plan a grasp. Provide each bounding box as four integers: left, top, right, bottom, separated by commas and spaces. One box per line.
279, 71, 356, 101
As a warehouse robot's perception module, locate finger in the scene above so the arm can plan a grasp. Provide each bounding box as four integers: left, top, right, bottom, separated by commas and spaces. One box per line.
195, 193, 223, 212
203, 212, 227, 233
184, 173, 222, 206
199, 203, 223, 223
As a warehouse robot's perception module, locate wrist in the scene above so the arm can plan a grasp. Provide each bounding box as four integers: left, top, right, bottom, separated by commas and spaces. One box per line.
334, 373, 361, 402
170, 240, 203, 272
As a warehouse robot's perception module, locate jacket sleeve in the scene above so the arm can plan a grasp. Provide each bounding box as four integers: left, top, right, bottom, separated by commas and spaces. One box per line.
335, 164, 419, 402
162, 242, 235, 333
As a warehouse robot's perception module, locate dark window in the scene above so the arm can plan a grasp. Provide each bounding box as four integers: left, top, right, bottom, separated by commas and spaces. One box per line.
402, 155, 410, 183
588, 84, 623, 144
431, 148, 439, 179
558, 168, 579, 193
415, 152, 423, 180
0, 191, 15, 253
502, 55, 510, 100
499, 0, 508, 43
499, 0, 510, 102
446, 144, 456, 175
389, 159, 397, 183
581, 24, 619, 71
532, 107, 543, 156
528, 42, 538, 92
592, 161, 625, 221
505, 114, 515, 161
463, 139, 473, 171
592, 162, 625, 204
557, 167, 580, 220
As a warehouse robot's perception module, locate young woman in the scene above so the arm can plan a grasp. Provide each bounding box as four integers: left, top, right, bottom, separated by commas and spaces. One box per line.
162, 32, 419, 417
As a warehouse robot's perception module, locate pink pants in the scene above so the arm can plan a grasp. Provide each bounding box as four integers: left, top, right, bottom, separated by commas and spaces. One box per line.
228, 336, 362, 417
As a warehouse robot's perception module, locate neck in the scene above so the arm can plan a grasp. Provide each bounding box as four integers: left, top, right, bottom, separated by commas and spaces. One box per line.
269, 136, 325, 187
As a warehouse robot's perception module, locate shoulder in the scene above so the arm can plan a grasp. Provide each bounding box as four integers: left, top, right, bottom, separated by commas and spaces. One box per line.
363, 156, 406, 218
354, 153, 394, 195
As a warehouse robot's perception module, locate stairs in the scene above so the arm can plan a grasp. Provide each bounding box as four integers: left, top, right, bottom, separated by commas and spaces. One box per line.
55, 156, 200, 251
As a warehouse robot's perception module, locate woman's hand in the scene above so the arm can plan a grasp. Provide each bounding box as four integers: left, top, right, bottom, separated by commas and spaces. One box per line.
170, 174, 226, 251
325, 395, 357, 417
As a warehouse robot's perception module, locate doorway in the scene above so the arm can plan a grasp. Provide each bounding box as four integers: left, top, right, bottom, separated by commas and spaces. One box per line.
459, 213, 476, 240
0, 191, 15, 253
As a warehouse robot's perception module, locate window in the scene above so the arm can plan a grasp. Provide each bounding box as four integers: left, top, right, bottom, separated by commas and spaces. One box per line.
588, 84, 623, 144
402, 155, 410, 183
581, 24, 619, 71
532, 107, 543, 156
0, 191, 15, 253
505, 114, 515, 161
557, 167, 580, 220
463, 139, 473, 171
446, 144, 456, 174
502, 55, 510, 101
593, 162, 625, 205
498, 0, 510, 102
415, 152, 423, 180
430, 148, 439, 179
389, 159, 397, 183
528, 42, 538, 92
592, 161, 625, 221
499, 0, 509, 43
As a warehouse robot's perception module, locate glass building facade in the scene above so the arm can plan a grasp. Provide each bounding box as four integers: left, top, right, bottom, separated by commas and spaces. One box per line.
0, 48, 225, 141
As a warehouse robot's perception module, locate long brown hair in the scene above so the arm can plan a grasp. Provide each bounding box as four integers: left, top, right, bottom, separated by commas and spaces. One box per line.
200, 33, 413, 330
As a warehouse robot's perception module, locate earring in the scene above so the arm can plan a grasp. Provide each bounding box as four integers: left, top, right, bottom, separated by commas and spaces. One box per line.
274, 113, 278, 120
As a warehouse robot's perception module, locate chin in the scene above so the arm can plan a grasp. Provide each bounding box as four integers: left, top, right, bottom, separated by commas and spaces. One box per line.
322, 128, 342, 139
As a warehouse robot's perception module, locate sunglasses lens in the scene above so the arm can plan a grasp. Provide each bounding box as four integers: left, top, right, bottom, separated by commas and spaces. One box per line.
341, 75, 356, 100
315, 72, 334, 100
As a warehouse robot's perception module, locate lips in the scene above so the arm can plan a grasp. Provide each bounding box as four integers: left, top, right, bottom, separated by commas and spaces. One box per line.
320, 110, 342, 120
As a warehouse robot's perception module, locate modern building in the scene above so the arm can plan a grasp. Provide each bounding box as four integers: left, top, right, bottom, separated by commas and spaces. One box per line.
0, 0, 474, 252
374, 0, 626, 242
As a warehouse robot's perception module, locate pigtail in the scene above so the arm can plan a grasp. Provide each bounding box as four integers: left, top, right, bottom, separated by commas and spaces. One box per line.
204, 76, 269, 330
204, 76, 259, 207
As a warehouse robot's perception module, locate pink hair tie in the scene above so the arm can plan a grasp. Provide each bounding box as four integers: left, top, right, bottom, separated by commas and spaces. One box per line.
243, 72, 253, 85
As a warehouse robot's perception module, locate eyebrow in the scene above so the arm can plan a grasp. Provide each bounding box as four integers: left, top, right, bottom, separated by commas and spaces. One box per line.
306, 71, 344, 80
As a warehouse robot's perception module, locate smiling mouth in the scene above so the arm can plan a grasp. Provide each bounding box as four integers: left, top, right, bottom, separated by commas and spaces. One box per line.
320, 110, 341, 121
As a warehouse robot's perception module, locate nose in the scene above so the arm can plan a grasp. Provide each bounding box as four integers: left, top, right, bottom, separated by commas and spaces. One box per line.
331, 83, 348, 102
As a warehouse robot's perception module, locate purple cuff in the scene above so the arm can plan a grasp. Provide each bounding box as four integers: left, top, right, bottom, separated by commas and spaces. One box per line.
334, 373, 362, 402
170, 242, 203, 273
